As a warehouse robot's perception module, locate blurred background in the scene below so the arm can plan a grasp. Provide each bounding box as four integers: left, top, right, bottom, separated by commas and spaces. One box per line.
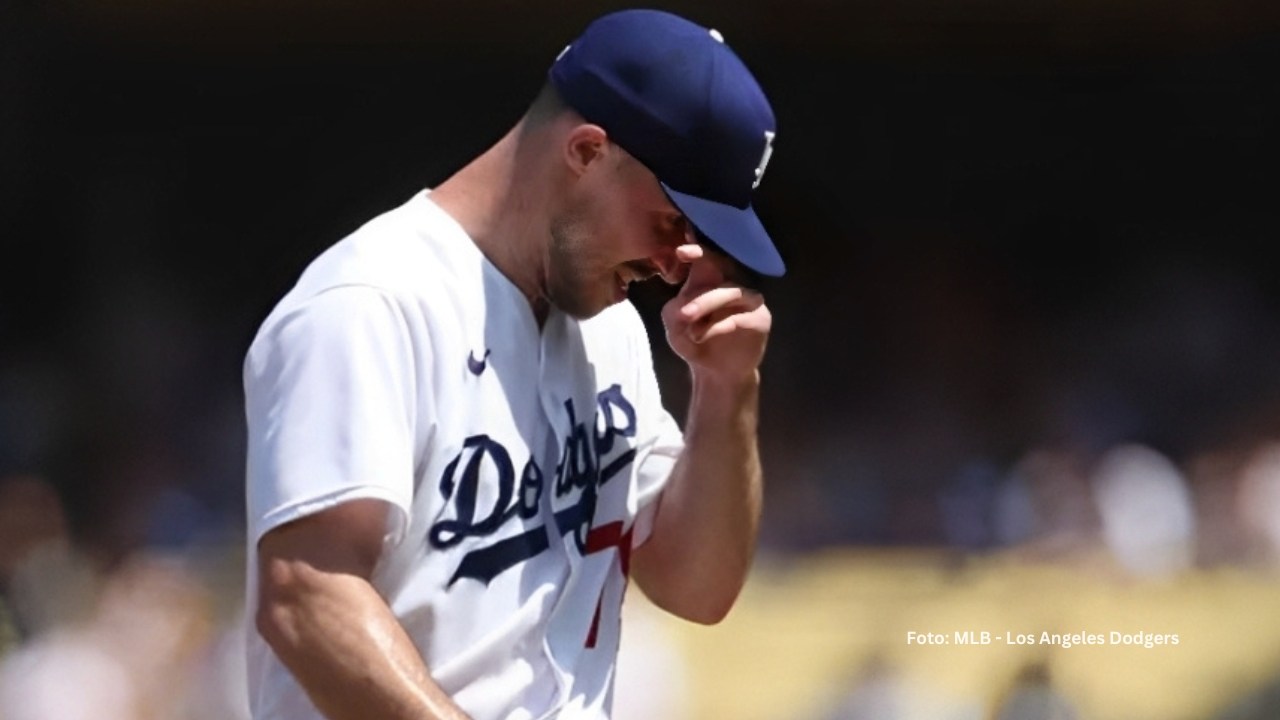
3, 0, 1280, 718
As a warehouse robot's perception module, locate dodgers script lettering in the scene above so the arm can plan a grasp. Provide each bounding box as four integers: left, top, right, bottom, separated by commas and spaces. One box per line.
428, 384, 638, 586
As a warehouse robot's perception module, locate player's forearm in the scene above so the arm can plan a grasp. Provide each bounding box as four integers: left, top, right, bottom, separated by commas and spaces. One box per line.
632, 370, 763, 624
257, 566, 471, 720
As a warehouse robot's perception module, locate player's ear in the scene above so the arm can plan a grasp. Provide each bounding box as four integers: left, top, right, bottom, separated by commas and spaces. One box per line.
563, 123, 608, 177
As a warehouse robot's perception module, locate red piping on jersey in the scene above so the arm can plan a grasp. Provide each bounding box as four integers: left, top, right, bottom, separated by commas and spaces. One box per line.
584, 521, 633, 648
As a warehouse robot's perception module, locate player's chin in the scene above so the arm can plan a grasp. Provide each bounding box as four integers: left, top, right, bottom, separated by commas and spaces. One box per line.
555, 283, 618, 320
583, 275, 628, 317
576, 273, 626, 314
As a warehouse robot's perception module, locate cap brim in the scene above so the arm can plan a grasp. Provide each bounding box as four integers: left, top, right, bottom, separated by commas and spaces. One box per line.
662, 183, 786, 277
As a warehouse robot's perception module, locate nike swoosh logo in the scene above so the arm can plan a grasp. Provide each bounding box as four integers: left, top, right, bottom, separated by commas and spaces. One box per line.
467, 349, 491, 376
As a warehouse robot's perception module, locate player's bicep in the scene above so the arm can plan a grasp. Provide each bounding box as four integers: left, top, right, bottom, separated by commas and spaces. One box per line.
255, 498, 397, 652
258, 498, 395, 583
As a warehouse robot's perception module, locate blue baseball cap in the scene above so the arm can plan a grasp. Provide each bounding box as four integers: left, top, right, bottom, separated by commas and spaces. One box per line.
549, 9, 785, 277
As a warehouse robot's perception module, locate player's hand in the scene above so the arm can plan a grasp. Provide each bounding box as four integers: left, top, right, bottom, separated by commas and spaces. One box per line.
661, 243, 771, 384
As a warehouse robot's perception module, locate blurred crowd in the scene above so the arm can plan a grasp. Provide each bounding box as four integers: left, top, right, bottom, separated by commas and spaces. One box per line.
6, 368, 1280, 717
761, 428, 1280, 577
0, 472, 248, 719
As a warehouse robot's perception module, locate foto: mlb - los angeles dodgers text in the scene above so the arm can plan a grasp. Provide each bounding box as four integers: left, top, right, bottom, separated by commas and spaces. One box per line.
907, 630, 1180, 649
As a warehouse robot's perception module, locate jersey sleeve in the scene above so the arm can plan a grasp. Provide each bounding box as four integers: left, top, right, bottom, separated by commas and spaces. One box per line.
243, 285, 419, 549
626, 315, 686, 549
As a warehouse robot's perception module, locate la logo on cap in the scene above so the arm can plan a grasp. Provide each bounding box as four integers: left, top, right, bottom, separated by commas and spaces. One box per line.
754, 131, 775, 189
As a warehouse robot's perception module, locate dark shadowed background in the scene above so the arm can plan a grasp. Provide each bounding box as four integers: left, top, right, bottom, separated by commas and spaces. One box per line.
3, 1, 1280, 718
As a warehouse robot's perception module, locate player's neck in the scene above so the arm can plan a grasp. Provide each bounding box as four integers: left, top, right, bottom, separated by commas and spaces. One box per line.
431, 123, 556, 322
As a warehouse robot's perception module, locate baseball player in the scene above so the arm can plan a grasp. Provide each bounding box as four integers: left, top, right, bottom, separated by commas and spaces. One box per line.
243, 9, 784, 720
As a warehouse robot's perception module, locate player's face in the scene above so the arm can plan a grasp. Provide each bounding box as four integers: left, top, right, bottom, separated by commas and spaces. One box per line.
545, 146, 694, 319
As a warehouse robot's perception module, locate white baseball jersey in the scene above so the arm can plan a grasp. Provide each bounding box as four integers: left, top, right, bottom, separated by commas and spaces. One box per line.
243, 190, 685, 720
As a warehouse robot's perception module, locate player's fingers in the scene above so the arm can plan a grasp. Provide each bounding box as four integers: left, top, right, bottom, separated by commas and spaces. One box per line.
687, 303, 771, 344
658, 243, 704, 286
677, 249, 733, 299
674, 243, 703, 264
681, 286, 760, 321
691, 314, 742, 344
